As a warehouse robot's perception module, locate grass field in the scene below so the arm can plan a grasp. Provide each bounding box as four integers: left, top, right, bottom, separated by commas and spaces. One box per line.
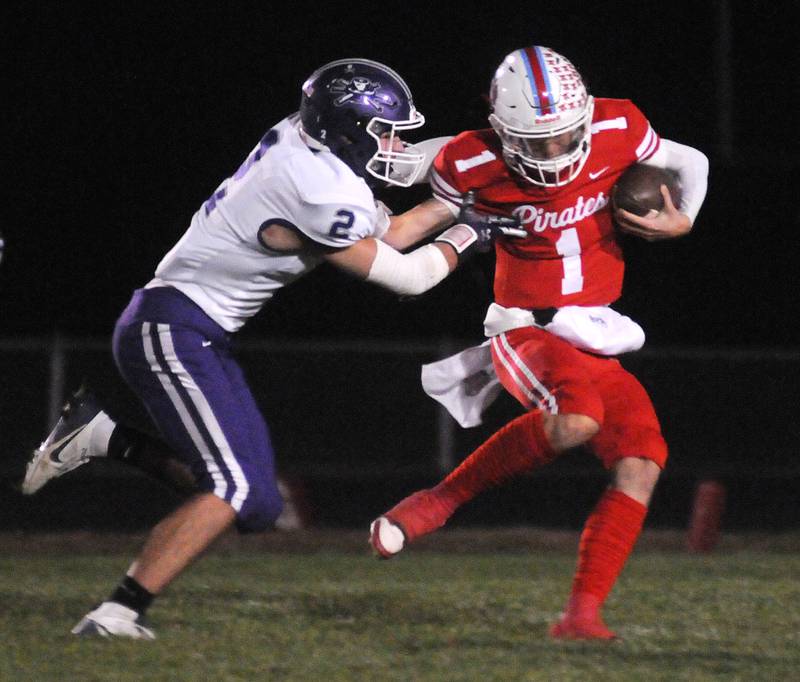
2, 529, 799, 681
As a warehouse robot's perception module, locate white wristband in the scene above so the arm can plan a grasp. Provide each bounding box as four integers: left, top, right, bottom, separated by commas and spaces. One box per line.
435, 223, 478, 255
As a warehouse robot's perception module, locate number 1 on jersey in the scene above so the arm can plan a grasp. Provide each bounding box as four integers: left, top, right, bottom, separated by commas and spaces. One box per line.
555, 227, 584, 295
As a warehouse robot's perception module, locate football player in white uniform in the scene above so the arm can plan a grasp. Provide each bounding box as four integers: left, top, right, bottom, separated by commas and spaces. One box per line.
22, 58, 522, 639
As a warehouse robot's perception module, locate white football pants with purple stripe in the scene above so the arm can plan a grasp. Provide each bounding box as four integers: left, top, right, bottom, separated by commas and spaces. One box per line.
112, 287, 283, 532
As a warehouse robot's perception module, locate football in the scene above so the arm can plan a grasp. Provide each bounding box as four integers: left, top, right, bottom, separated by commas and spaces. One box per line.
611, 164, 682, 217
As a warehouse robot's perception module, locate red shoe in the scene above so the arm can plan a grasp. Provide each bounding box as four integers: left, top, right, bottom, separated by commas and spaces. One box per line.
369, 489, 454, 559
549, 593, 618, 641
549, 616, 617, 641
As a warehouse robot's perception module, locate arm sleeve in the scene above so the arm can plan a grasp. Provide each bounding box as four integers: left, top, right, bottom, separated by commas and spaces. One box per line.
642, 138, 709, 225
366, 240, 450, 296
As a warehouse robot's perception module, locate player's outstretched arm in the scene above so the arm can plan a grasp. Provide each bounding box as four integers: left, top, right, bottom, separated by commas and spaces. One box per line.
323, 232, 461, 297
324, 193, 524, 296
381, 198, 455, 251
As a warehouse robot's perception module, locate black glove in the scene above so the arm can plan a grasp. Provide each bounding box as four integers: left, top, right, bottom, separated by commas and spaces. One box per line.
458, 190, 526, 252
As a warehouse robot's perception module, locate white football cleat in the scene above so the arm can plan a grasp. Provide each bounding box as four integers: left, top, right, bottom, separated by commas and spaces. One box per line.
72, 601, 155, 640
22, 387, 114, 495
369, 516, 406, 558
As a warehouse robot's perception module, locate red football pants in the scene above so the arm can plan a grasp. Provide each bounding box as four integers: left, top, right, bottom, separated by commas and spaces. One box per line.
490, 327, 667, 469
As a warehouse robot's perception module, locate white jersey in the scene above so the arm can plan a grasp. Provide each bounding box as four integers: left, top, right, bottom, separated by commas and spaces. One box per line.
147, 114, 389, 332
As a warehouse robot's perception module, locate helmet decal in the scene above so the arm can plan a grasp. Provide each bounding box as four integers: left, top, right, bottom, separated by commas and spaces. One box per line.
330, 75, 397, 113
521, 46, 557, 116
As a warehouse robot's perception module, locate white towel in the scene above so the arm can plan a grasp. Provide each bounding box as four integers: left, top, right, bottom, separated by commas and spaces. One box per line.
546, 306, 645, 355
421, 341, 502, 428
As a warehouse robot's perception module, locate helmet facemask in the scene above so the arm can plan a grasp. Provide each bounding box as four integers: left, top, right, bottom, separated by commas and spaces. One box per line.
489, 97, 594, 187
364, 114, 426, 187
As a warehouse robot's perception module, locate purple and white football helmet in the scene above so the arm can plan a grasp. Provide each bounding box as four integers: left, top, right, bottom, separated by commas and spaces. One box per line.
299, 58, 426, 187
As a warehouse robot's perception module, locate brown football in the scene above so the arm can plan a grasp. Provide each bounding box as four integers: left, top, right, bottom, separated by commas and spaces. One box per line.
611, 164, 682, 217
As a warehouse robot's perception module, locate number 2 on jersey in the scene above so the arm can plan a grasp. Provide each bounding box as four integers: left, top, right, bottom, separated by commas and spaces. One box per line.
329, 210, 354, 238
555, 227, 584, 295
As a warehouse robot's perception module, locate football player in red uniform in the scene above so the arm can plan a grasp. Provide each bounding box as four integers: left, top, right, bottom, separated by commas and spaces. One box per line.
370, 45, 709, 640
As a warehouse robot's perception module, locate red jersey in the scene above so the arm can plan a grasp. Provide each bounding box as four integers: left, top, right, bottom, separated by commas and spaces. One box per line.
431, 98, 660, 309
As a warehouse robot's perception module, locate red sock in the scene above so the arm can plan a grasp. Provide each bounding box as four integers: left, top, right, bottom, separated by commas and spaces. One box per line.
434, 410, 556, 507
566, 489, 648, 616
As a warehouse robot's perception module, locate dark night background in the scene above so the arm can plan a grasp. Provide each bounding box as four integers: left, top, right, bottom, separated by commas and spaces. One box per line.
1, 2, 799, 531
3, 1, 798, 347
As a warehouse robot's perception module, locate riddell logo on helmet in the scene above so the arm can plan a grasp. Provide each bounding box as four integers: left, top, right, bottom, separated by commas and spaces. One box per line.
533, 112, 560, 124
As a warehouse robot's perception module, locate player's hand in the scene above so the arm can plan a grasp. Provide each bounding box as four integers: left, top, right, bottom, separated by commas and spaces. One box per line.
615, 185, 692, 241
458, 190, 527, 252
